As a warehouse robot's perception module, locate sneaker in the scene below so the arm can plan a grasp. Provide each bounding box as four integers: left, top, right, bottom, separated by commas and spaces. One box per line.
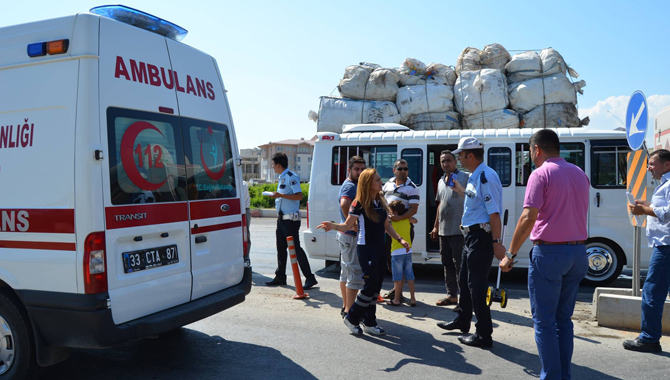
343, 316, 362, 334
361, 322, 386, 336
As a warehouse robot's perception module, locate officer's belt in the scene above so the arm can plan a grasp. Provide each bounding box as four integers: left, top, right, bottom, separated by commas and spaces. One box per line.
460, 223, 491, 234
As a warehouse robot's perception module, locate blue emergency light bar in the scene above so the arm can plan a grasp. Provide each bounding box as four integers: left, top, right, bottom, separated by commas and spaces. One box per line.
90, 5, 188, 41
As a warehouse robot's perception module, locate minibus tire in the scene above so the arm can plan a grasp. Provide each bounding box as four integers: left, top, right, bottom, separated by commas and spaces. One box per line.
0, 290, 41, 379
582, 239, 624, 286
325, 260, 339, 268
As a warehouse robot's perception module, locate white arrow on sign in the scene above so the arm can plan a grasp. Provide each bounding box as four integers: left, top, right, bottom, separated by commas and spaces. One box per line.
629, 101, 646, 135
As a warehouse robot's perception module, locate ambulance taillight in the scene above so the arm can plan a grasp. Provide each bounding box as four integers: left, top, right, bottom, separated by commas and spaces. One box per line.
241, 214, 249, 264
84, 232, 108, 294
27, 39, 69, 57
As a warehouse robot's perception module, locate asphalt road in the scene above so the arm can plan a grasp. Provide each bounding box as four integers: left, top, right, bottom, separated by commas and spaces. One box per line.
43, 217, 670, 379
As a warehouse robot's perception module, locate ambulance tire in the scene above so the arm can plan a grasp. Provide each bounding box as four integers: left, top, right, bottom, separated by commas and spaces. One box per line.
0, 290, 41, 380
582, 239, 624, 286
325, 260, 339, 268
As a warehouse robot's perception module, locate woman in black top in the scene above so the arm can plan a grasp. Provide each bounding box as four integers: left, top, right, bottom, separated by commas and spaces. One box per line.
318, 168, 409, 335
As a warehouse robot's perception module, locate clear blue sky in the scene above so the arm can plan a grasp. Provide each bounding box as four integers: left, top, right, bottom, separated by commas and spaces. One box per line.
2, 0, 668, 149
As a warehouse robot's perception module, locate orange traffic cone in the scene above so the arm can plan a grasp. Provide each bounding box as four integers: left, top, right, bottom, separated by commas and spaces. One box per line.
377, 295, 384, 303
287, 236, 309, 299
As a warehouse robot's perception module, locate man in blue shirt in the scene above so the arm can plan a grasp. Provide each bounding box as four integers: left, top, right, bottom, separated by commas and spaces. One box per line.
624, 149, 670, 353
437, 137, 506, 349
266, 152, 317, 289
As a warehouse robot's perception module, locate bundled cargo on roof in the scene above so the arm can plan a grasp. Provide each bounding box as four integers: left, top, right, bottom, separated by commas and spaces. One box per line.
453, 69, 509, 116
521, 103, 588, 129
508, 74, 586, 114
396, 82, 454, 123
398, 58, 457, 87
463, 109, 520, 129
407, 111, 460, 131
455, 44, 512, 74
313, 96, 401, 133
505, 48, 579, 83
337, 63, 400, 102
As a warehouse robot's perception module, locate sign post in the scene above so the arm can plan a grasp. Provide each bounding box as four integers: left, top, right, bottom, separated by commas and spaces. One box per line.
625, 91, 649, 297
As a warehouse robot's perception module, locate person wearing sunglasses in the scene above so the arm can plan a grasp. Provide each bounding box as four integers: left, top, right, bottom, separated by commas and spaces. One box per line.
381, 159, 420, 302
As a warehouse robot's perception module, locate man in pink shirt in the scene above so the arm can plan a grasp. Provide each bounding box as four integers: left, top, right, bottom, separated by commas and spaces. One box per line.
501, 129, 589, 380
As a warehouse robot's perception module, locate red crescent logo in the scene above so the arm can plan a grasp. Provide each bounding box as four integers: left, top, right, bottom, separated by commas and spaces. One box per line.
120, 121, 168, 191
200, 140, 227, 180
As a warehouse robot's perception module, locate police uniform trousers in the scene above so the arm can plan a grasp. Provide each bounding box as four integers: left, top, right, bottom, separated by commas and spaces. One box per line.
275, 218, 314, 280
456, 229, 494, 339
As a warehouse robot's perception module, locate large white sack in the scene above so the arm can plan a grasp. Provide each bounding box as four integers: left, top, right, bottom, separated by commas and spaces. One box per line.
506, 48, 579, 83
396, 83, 454, 123
338, 64, 400, 102
316, 97, 401, 133
481, 43, 511, 73
407, 111, 460, 130
425, 63, 457, 86
399, 58, 427, 86
454, 69, 508, 116
508, 74, 586, 114
463, 109, 520, 129
522, 103, 582, 128
456, 47, 481, 73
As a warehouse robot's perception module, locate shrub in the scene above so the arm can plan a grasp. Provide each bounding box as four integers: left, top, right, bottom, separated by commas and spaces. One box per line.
249, 183, 309, 209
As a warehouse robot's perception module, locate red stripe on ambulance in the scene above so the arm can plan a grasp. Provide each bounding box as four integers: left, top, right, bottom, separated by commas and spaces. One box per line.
0, 240, 76, 251
0, 209, 74, 233
191, 221, 241, 235
105, 203, 188, 229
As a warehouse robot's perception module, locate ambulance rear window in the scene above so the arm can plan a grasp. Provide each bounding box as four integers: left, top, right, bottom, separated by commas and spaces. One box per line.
181, 118, 236, 200
107, 108, 187, 205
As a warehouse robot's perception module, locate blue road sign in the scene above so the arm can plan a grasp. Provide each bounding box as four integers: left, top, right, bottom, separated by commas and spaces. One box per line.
626, 91, 648, 151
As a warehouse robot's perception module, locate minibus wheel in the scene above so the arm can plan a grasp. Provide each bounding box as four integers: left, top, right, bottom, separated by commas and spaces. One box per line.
0, 290, 40, 379
582, 239, 624, 286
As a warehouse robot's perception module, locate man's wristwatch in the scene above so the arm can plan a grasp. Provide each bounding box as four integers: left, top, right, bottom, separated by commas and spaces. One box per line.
505, 251, 516, 260
492, 238, 502, 244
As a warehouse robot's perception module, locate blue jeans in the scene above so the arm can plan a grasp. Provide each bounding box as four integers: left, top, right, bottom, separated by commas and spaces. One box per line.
528, 244, 587, 380
640, 245, 670, 343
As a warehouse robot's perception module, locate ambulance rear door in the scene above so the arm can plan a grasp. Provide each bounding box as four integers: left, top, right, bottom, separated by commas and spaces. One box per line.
99, 17, 192, 324
166, 39, 244, 300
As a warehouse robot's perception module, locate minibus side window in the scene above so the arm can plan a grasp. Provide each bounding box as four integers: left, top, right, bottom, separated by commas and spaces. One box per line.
401, 148, 423, 186
107, 108, 186, 205
591, 146, 630, 188
181, 118, 236, 199
488, 147, 511, 187
515, 143, 585, 186
331, 145, 398, 185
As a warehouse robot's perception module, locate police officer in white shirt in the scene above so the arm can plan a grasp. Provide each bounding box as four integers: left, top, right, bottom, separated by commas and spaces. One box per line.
265, 153, 317, 289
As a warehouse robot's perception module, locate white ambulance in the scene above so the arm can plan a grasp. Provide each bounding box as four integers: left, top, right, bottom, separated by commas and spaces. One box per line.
0, 6, 250, 378
304, 124, 651, 287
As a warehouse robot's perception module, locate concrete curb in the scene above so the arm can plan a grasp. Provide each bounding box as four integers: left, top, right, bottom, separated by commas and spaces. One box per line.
250, 209, 306, 218
593, 287, 670, 333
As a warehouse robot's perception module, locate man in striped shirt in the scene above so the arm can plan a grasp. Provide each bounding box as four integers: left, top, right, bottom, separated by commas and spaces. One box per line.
382, 159, 420, 300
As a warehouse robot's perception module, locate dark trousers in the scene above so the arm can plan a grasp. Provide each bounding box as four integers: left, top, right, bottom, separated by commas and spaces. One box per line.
440, 234, 464, 298
275, 218, 314, 280
348, 244, 386, 327
457, 229, 494, 339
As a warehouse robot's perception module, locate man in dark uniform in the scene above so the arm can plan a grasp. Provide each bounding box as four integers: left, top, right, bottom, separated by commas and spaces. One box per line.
436, 137, 506, 348
265, 152, 317, 289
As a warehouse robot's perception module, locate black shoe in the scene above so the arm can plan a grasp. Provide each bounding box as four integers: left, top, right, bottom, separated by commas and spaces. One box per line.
340, 307, 346, 318
437, 320, 470, 334
384, 289, 395, 300
623, 338, 662, 353
458, 334, 493, 349
303, 277, 318, 290
265, 277, 287, 286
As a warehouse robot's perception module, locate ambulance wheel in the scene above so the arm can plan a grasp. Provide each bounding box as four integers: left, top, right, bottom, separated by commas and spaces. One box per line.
583, 239, 624, 286
500, 289, 508, 309
486, 286, 493, 307
0, 290, 40, 380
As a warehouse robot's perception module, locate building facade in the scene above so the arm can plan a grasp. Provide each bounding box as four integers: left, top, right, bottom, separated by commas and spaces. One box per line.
259, 137, 316, 182
240, 148, 261, 183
